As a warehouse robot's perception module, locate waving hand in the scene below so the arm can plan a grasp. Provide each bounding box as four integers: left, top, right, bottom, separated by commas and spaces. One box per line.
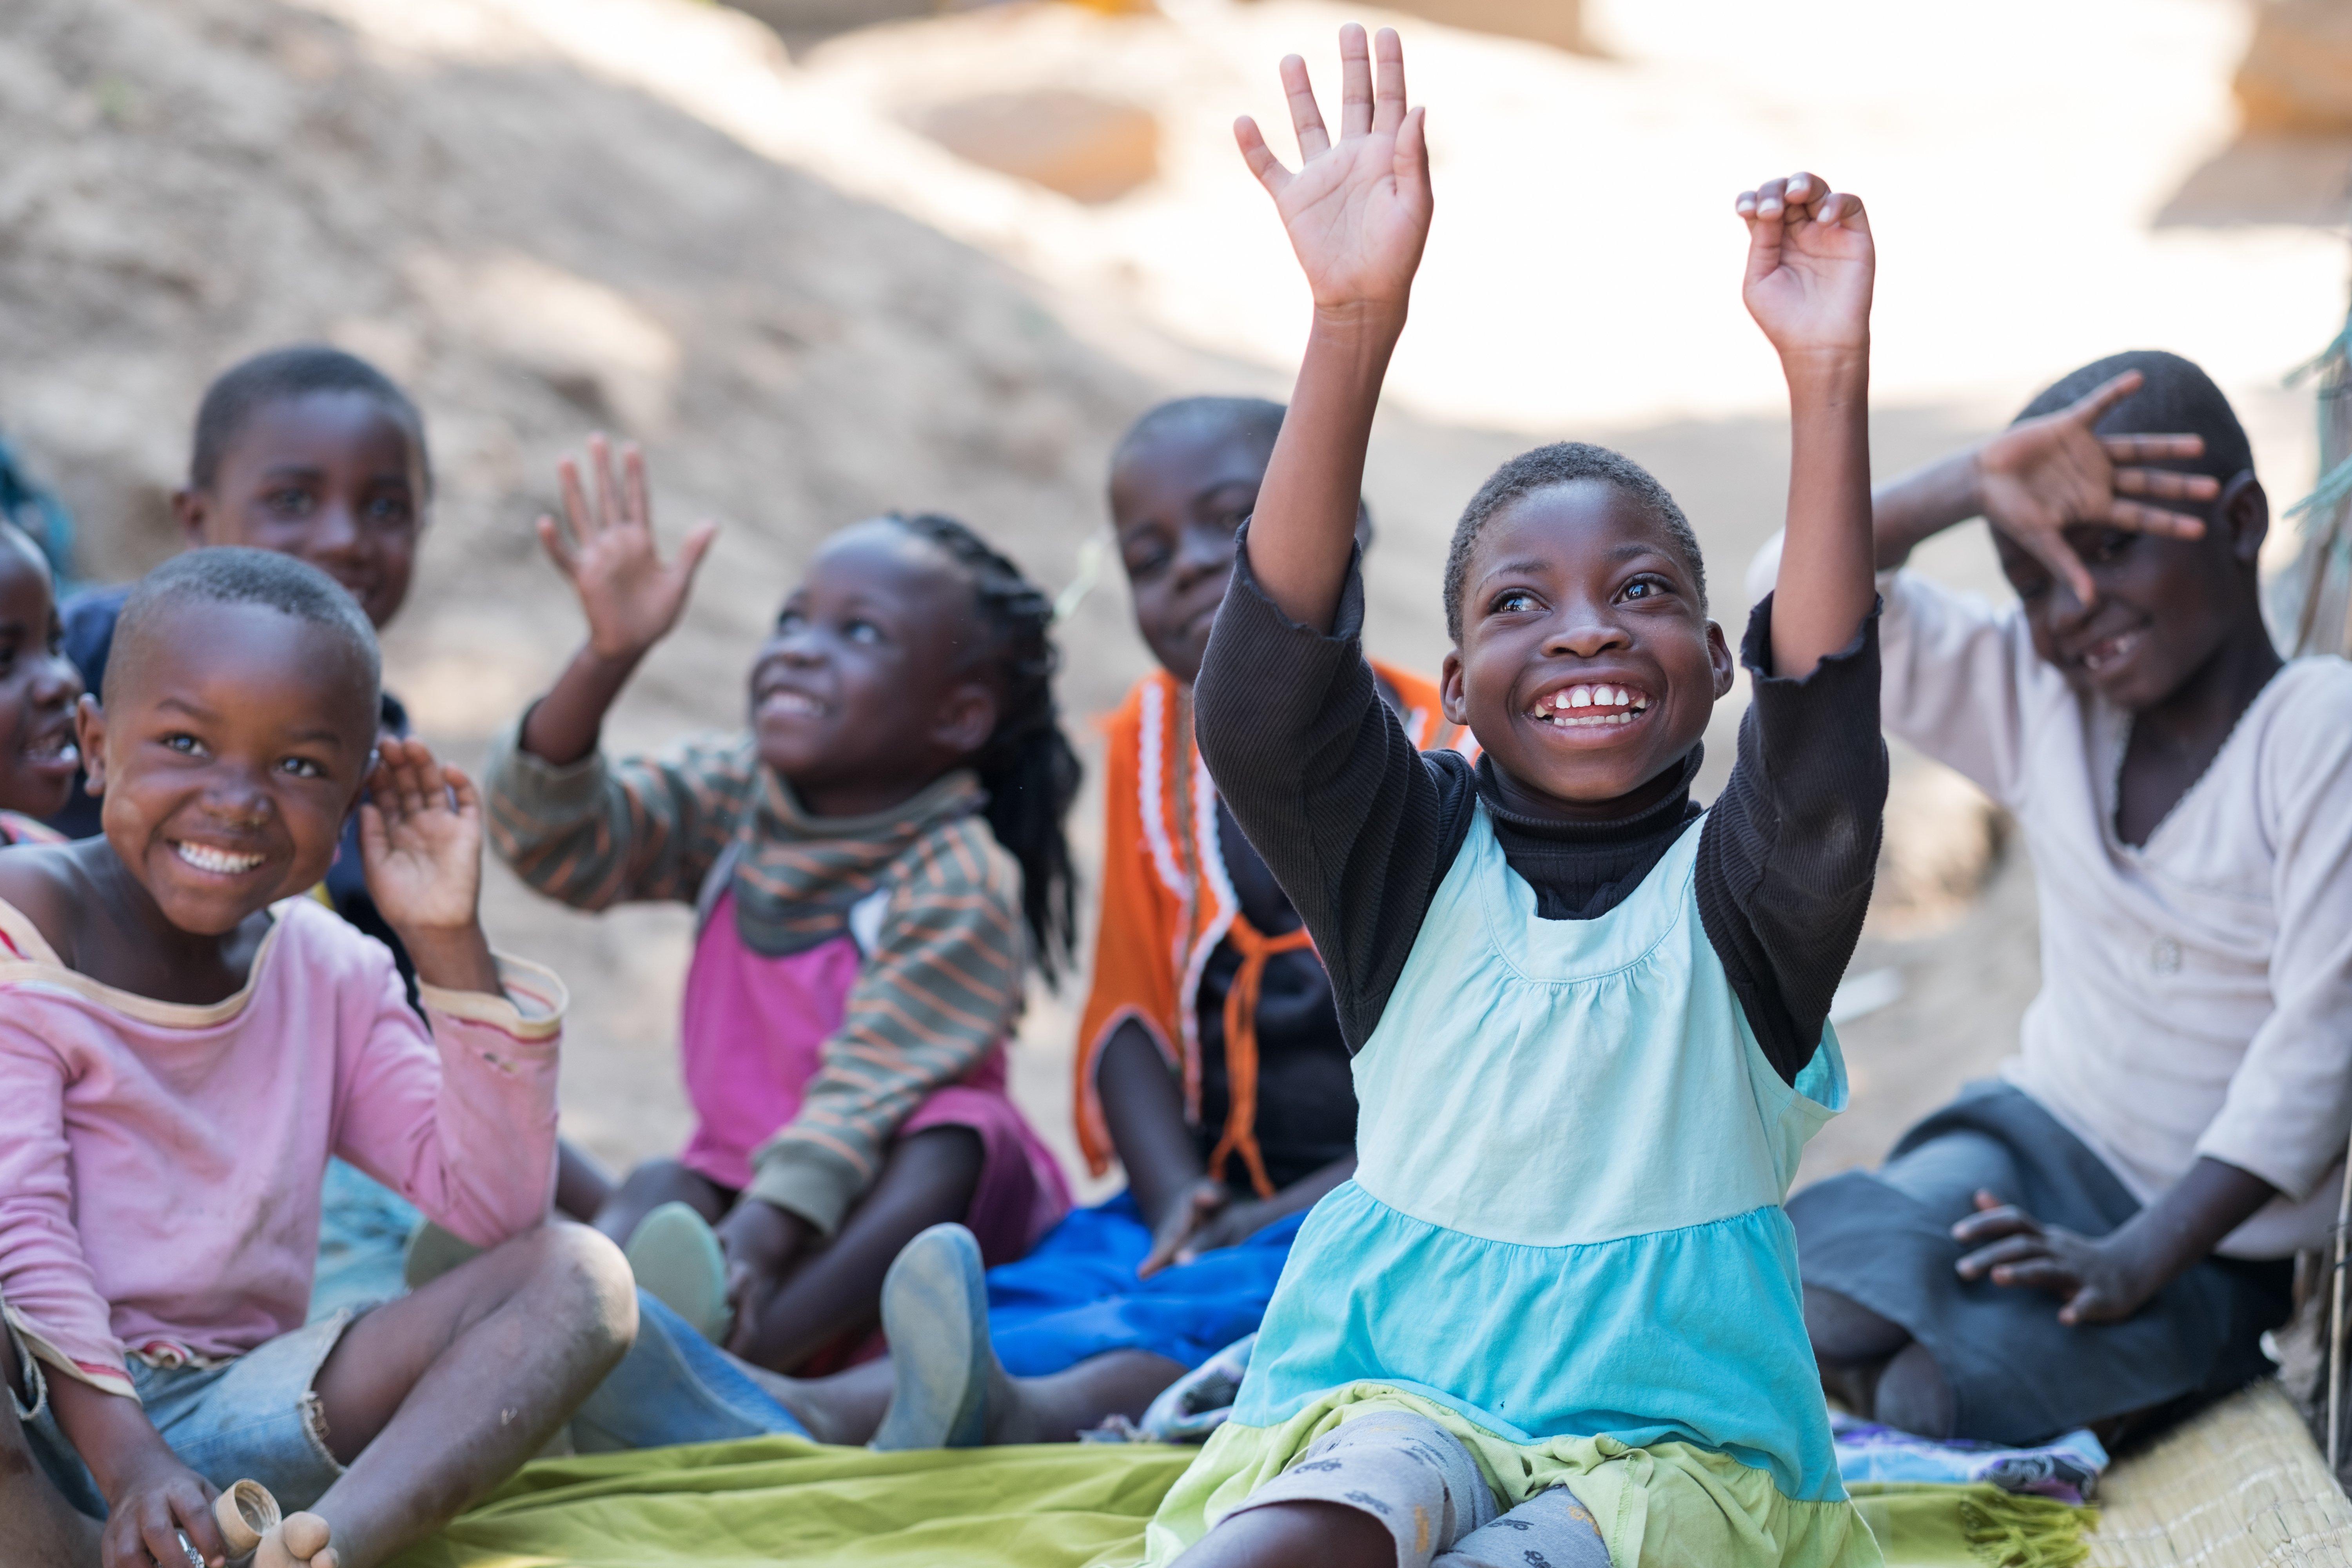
1236, 25, 1431, 322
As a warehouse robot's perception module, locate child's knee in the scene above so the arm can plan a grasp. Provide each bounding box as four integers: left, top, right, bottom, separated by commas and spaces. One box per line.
518, 1223, 639, 1363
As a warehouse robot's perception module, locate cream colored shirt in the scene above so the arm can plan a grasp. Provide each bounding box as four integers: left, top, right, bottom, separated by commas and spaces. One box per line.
1882, 569, 2352, 1256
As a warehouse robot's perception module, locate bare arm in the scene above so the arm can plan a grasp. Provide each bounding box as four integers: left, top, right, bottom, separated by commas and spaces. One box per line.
1231, 25, 1430, 635
50, 1377, 232, 1568
520, 436, 717, 766
1734, 173, 1876, 680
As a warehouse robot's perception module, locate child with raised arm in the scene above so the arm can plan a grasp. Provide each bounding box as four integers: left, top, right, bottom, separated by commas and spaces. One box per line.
0, 549, 637, 1568
1143, 27, 1886, 1568
485, 442, 1074, 1372
1789, 352, 2352, 1446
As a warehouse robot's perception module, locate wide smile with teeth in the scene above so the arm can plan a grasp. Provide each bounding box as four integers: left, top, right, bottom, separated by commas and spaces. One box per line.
761, 691, 823, 717
173, 841, 265, 876
1530, 683, 1651, 728
20, 733, 76, 766
2080, 631, 2142, 675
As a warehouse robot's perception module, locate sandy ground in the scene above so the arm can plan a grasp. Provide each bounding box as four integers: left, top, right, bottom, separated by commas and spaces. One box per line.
0, 0, 2342, 1198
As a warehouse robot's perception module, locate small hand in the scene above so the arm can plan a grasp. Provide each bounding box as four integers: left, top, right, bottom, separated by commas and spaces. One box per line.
1736, 173, 1874, 363
1975, 368, 2218, 607
1235, 25, 1431, 322
716, 1199, 806, 1357
101, 1454, 225, 1568
535, 435, 719, 664
358, 739, 482, 936
1140, 1178, 1230, 1278
1952, 1189, 2149, 1325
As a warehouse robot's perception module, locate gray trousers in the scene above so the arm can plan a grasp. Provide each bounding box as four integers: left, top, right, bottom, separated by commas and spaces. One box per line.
1224, 1408, 1610, 1568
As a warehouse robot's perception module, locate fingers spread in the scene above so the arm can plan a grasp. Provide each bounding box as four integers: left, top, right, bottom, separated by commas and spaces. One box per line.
557, 456, 593, 545
1372, 27, 1408, 134
622, 443, 652, 531
535, 515, 578, 578
1280, 54, 1329, 160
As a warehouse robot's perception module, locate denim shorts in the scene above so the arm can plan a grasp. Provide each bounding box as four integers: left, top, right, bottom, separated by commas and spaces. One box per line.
9, 1308, 359, 1519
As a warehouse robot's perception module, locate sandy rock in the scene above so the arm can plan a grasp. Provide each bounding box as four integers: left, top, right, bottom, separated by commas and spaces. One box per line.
907, 87, 1159, 203
2235, 0, 2352, 134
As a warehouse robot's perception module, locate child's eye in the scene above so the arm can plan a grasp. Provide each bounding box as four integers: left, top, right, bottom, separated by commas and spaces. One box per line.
265, 488, 313, 517
1620, 577, 1666, 601
1490, 589, 1539, 615
1122, 546, 1169, 581
365, 495, 414, 528
776, 610, 806, 633
2084, 530, 2134, 565
278, 756, 327, 780
162, 733, 207, 757
844, 619, 882, 645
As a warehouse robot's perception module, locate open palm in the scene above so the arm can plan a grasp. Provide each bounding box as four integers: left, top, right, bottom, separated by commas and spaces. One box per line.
360, 738, 483, 935
1738, 173, 1873, 360
536, 435, 717, 663
1237, 25, 1430, 318
1978, 369, 2216, 605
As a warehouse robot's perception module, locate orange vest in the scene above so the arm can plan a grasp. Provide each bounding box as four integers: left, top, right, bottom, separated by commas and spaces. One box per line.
1072, 664, 1473, 1192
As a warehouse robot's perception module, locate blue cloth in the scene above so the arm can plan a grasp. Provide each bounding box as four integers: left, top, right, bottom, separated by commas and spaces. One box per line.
1235, 808, 1851, 1504
986, 1192, 1303, 1377
572, 1291, 809, 1450
309, 1158, 421, 1323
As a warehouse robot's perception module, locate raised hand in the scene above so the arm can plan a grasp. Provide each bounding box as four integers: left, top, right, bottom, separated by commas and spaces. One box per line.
536, 435, 718, 664
1236, 25, 1431, 321
1976, 368, 2218, 606
360, 739, 483, 936
1737, 173, 1873, 365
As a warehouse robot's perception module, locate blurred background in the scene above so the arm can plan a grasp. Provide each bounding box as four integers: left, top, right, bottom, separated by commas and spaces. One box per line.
2, 0, 2347, 1192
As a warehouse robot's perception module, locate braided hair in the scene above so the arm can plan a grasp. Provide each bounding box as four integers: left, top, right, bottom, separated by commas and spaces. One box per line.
891, 514, 1083, 985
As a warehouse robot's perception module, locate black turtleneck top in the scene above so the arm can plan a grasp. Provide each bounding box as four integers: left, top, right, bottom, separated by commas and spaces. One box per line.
1192, 539, 1886, 1087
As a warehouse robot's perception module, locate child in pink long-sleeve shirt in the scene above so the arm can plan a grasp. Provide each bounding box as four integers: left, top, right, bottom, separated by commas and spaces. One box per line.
0, 548, 637, 1568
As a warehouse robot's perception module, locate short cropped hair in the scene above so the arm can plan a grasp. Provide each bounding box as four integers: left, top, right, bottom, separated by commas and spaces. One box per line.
109, 547, 381, 712
1112, 396, 1285, 469
2016, 350, 2252, 485
1444, 443, 1706, 641
190, 345, 431, 495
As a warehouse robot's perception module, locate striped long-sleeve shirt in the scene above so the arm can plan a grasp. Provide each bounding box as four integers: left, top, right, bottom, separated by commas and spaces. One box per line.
483, 724, 1026, 1234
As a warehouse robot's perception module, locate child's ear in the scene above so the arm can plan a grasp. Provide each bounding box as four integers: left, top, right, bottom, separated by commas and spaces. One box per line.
933, 681, 1000, 759
1439, 648, 1468, 726
2218, 473, 2268, 568
170, 488, 211, 547
1707, 622, 1736, 699
74, 695, 107, 798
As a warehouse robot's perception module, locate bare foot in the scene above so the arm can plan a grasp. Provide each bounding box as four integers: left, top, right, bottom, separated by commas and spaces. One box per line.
256, 1512, 336, 1568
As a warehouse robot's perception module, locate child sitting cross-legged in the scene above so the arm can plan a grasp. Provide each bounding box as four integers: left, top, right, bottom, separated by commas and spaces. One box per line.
0, 517, 83, 847
1788, 352, 2352, 1447
0, 549, 639, 1568
1141, 28, 1888, 1568
485, 441, 1076, 1374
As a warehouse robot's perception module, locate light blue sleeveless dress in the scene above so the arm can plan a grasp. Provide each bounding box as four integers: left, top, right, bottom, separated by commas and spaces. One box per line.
1141, 806, 1882, 1567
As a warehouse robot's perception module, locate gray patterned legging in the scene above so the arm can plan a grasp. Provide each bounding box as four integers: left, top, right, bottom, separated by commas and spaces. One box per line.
1222, 1409, 1611, 1568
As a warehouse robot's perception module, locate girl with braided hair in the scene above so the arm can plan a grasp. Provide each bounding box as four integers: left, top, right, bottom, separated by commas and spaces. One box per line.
484, 437, 1076, 1378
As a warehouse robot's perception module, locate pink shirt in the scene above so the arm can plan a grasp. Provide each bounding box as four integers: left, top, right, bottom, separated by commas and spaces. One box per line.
0, 896, 564, 1395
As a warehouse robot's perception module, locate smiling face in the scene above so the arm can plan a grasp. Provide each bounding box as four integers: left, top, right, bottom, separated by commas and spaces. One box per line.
0, 529, 84, 818
1443, 480, 1732, 818
748, 519, 999, 818
1110, 422, 1276, 684
1992, 474, 2267, 713
175, 390, 426, 629
80, 598, 377, 935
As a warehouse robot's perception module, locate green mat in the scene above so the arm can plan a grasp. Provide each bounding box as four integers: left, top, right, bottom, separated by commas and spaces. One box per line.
385, 1438, 1192, 1568
387, 1440, 2097, 1568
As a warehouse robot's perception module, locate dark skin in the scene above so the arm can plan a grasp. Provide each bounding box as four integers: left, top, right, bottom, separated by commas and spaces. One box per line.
520, 439, 1006, 1369
174, 390, 427, 632
1190, 23, 1876, 1562
1806, 369, 2282, 1434
0, 600, 634, 1568
1106, 419, 1366, 1273
0, 525, 84, 820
